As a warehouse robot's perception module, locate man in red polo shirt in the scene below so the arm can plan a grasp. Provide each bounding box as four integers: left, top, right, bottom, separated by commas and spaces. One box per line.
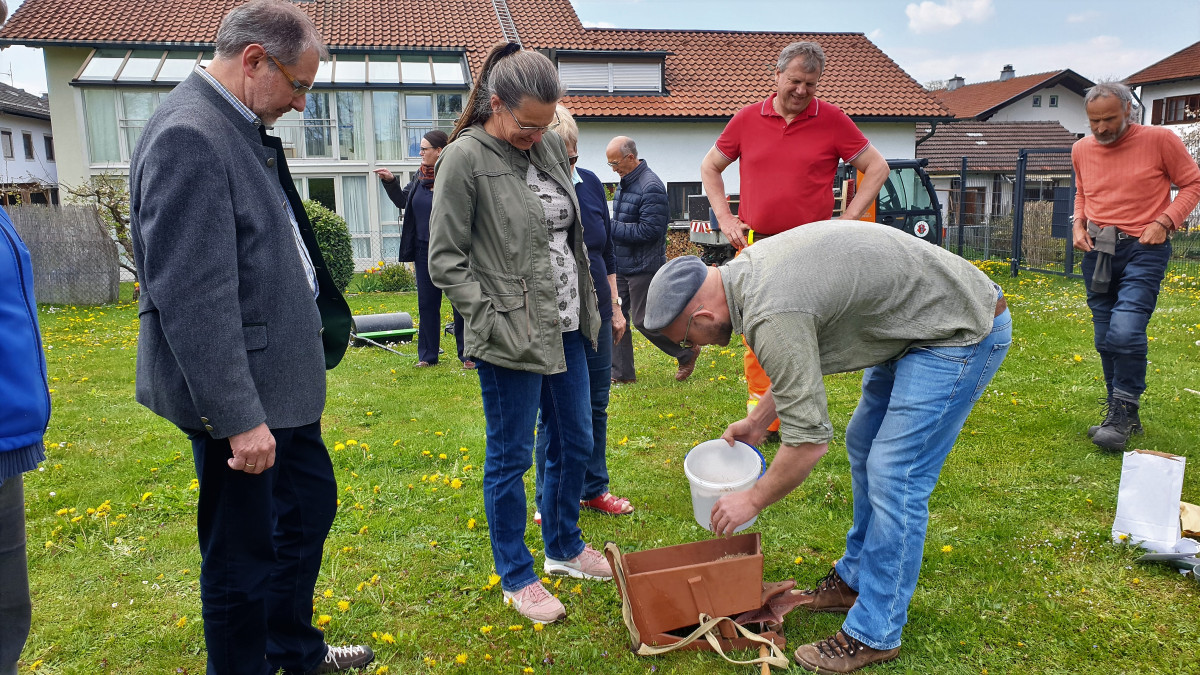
700, 40, 889, 431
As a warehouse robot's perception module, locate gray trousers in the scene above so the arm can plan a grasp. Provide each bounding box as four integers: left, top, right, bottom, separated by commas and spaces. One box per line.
0, 475, 31, 675
611, 272, 694, 381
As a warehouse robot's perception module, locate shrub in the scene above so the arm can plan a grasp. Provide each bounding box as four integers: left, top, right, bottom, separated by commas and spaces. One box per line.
356, 261, 416, 293
303, 199, 354, 292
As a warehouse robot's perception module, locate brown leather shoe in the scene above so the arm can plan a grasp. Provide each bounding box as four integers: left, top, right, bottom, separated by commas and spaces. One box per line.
675, 345, 701, 381
790, 567, 858, 613
794, 631, 899, 674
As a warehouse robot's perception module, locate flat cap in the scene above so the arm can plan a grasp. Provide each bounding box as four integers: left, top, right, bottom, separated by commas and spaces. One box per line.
645, 255, 708, 332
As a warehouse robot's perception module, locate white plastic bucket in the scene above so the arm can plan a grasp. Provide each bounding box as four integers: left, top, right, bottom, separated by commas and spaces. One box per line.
683, 439, 765, 533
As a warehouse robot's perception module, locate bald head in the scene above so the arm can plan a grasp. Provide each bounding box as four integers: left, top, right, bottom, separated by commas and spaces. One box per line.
605, 135, 640, 177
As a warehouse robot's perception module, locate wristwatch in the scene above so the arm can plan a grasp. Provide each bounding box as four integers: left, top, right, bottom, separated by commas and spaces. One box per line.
612, 297, 622, 306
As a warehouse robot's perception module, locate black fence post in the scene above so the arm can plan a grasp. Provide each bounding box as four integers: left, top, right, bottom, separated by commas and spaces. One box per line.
1064, 168, 1076, 275
1010, 150, 1028, 278
957, 156, 967, 257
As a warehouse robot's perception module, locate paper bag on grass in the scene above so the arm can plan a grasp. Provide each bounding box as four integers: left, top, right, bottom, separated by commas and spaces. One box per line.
1112, 450, 1185, 553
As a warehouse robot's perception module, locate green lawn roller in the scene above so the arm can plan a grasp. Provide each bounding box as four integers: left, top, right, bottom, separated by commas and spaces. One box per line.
351, 312, 417, 355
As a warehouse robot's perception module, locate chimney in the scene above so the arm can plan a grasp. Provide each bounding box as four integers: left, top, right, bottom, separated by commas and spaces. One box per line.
947, 75, 965, 91
1000, 64, 1015, 81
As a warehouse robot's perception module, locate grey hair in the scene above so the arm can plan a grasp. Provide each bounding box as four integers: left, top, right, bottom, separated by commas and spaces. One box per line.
1085, 81, 1133, 108
554, 104, 579, 149
214, 0, 328, 64
619, 137, 637, 158
452, 43, 564, 140
0, 1, 8, 26
777, 41, 825, 74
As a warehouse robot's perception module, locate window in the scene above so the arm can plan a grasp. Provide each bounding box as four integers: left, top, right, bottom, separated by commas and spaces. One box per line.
272, 91, 366, 160
558, 59, 662, 93
1152, 94, 1200, 125
81, 88, 170, 163
1, 130, 12, 159
1049, 95, 1058, 108
1031, 95, 1042, 107
43, 135, 55, 162
377, 174, 407, 259
371, 91, 462, 160
296, 175, 373, 259
22, 132, 34, 160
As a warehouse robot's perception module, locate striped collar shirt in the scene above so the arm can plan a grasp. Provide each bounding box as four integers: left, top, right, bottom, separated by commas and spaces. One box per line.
195, 66, 318, 299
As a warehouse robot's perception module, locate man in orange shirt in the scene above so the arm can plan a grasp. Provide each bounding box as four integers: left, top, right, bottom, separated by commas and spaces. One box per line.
1071, 81, 1200, 451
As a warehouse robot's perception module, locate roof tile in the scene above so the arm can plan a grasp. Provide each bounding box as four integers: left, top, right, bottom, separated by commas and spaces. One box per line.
1126, 40, 1200, 86
934, 70, 1092, 119
915, 120, 1079, 173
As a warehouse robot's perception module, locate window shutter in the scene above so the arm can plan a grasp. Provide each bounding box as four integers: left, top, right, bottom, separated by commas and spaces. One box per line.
559, 62, 610, 91
1151, 98, 1164, 125
611, 63, 661, 92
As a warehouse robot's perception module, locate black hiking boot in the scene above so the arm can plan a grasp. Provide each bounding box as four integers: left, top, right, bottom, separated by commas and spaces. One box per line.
1092, 398, 1141, 451
1088, 397, 1142, 439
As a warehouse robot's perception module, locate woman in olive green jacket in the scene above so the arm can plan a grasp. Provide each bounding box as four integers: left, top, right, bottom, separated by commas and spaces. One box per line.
428, 43, 607, 625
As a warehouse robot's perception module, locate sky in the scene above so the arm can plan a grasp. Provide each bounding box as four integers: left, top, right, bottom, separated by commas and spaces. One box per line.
1, 0, 1197, 96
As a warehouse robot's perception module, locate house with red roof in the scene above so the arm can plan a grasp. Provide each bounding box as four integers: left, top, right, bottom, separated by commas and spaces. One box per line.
0, 0, 950, 264
933, 66, 1094, 135
1126, 40, 1200, 131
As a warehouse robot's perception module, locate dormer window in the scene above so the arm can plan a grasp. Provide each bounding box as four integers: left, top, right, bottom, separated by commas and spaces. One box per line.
557, 51, 666, 94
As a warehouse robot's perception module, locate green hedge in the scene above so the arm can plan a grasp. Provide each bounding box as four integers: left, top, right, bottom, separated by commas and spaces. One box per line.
303, 199, 354, 292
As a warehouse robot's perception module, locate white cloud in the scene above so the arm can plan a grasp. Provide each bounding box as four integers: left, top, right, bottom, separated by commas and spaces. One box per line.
891, 35, 1163, 87
868, 28, 883, 41
905, 0, 995, 34
1066, 10, 1100, 23
581, 20, 618, 28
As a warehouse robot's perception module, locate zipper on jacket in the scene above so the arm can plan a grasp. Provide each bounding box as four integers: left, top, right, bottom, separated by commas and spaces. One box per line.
2, 224, 51, 424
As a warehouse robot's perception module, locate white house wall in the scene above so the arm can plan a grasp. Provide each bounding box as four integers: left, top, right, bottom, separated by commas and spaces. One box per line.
987, 84, 1088, 135
44, 47, 92, 189
857, 123, 918, 161
1137, 78, 1200, 125
0, 112, 56, 185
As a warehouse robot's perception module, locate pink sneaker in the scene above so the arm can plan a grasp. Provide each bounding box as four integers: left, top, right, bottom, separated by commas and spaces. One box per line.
502, 581, 566, 623
544, 544, 612, 581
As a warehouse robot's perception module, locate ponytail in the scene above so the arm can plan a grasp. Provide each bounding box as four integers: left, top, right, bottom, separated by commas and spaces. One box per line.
450, 41, 563, 141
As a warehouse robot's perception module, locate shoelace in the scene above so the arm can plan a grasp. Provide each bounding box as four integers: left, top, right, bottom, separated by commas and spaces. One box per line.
326, 645, 367, 664
815, 632, 863, 659
516, 583, 553, 605
801, 569, 841, 597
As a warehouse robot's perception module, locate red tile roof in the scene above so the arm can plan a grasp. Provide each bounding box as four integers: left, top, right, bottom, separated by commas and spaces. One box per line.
915, 120, 1079, 173
0, 0, 949, 120
933, 70, 1093, 120
1126, 40, 1200, 86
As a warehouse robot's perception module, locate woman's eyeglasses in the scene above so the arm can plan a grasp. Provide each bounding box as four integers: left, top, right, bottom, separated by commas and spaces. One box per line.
503, 105, 560, 133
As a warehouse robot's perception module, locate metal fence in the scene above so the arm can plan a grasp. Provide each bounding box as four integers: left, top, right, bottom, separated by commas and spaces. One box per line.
9, 204, 119, 305
942, 150, 1200, 286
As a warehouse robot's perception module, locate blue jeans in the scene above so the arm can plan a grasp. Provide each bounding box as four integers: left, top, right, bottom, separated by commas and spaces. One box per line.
836, 308, 1011, 650
186, 421, 337, 675
476, 330, 592, 592
1080, 239, 1170, 401
535, 319, 613, 509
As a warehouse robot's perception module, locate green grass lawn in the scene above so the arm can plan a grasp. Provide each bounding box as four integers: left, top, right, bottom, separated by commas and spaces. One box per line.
18, 266, 1200, 674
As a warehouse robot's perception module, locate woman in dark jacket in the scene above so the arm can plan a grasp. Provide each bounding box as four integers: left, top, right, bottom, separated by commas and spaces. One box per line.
375, 129, 469, 368
533, 106, 632, 522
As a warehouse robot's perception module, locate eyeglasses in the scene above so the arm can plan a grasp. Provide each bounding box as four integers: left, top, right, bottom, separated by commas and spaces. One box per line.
503, 104, 560, 133
419, 146, 436, 153
679, 304, 703, 349
606, 155, 629, 168
266, 53, 314, 98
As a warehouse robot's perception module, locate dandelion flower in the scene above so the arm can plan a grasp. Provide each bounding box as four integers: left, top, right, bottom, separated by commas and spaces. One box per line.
439, 453, 448, 459
177, 616, 188, 628
508, 625, 523, 631
1073, 354, 1083, 362
484, 654, 493, 662
346, 440, 358, 446
794, 556, 804, 564
379, 632, 396, 644
376, 667, 389, 674
455, 654, 468, 664
435, 431, 444, 437
359, 526, 369, 535
467, 518, 476, 530
533, 623, 544, 632
941, 545, 953, 553
480, 625, 493, 634
524, 668, 534, 674
334, 443, 345, 451
451, 479, 463, 489
316, 615, 331, 627
141, 492, 153, 502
